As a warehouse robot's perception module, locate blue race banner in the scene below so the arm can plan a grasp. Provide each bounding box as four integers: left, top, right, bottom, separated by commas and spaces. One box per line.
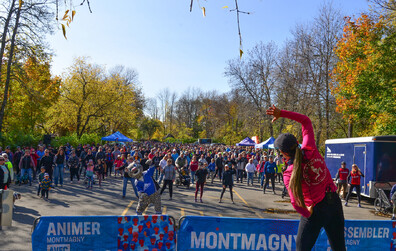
177, 216, 395, 251
177, 216, 300, 251
315, 220, 395, 251
32, 215, 176, 251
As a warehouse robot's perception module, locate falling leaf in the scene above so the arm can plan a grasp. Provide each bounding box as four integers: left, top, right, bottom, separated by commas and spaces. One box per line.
61, 24, 67, 39
62, 10, 69, 20
72, 10, 76, 21
202, 7, 206, 17
222, 6, 228, 9
240, 49, 244, 59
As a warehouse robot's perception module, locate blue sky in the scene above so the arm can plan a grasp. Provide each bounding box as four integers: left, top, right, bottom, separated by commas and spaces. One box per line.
47, 0, 370, 99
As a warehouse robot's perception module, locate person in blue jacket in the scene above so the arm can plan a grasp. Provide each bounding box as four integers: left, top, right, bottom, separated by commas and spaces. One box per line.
207, 158, 216, 184
127, 159, 162, 215
263, 156, 277, 194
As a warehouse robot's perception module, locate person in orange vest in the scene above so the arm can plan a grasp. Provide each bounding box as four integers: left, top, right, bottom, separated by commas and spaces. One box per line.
335, 161, 350, 200
344, 164, 365, 207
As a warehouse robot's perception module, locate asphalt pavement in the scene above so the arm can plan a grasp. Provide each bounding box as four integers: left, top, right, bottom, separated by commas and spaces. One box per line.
0, 172, 387, 251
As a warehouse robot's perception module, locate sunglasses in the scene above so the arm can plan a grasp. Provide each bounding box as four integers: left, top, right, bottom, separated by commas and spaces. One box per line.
0, 159, 5, 161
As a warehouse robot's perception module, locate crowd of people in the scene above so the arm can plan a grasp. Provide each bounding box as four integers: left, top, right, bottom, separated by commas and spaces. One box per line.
0, 106, 378, 250
0, 141, 289, 201
0, 138, 368, 206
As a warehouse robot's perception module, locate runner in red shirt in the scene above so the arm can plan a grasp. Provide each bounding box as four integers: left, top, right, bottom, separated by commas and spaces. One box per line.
345, 164, 364, 208
335, 161, 349, 200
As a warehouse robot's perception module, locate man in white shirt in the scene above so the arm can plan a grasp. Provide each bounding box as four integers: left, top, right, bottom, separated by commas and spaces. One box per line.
245, 159, 256, 186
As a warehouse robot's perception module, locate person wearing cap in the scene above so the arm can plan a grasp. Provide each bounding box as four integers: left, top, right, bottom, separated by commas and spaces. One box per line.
40, 173, 53, 200
171, 149, 179, 163
267, 105, 345, 251
335, 161, 349, 200
5, 146, 13, 163
0, 156, 11, 190
3, 153, 13, 182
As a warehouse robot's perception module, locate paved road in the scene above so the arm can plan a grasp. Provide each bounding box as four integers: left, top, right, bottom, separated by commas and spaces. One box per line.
0, 172, 386, 250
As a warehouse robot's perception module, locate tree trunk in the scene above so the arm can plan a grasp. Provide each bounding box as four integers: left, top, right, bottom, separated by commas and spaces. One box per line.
348, 121, 353, 138
325, 61, 330, 140
0, 0, 16, 85
0, 1, 21, 134
76, 106, 83, 139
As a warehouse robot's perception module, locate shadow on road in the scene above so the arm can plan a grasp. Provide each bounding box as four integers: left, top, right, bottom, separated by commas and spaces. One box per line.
13, 205, 40, 225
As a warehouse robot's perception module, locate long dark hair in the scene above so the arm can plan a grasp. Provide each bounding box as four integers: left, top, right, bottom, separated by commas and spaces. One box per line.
289, 146, 306, 209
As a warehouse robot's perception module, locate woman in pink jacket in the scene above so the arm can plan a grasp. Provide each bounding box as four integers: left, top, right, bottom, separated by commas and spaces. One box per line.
267, 105, 345, 251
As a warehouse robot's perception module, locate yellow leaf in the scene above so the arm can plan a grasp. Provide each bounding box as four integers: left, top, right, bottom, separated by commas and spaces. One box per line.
202, 7, 206, 17
62, 10, 69, 20
240, 49, 244, 59
222, 6, 228, 9
61, 24, 67, 39
18, 0, 23, 9
72, 10, 76, 21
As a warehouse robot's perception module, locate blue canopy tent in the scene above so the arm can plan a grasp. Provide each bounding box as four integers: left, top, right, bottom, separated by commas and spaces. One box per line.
236, 137, 256, 147
255, 136, 276, 149
101, 131, 133, 142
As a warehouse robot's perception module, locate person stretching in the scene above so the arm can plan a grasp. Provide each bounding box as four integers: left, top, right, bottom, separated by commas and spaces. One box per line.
266, 105, 345, 251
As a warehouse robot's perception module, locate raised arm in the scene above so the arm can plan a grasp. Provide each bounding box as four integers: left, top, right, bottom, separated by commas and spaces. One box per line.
266, 105, 316, 150
147, 165, 156, 177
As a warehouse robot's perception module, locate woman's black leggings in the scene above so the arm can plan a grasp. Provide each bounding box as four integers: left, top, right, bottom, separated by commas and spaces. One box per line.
264, 173, 275, 192
160, 180, 173, 198
345, 184, 361, 204
296, 192, 345, 251
220, 185, 233, 201
70, 168, 80, 181
105, 161, 113, 176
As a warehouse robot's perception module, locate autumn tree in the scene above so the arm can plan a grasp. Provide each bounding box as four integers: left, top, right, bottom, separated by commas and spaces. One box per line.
0, 0, 54, 134
46, 57, 143, 138
139, 117, 162, 140
4, 49, 60, 134
331, 14, 396, 136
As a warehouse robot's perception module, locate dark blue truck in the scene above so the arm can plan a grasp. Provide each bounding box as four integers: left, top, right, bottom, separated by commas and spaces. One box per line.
325, 136, 396, 198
